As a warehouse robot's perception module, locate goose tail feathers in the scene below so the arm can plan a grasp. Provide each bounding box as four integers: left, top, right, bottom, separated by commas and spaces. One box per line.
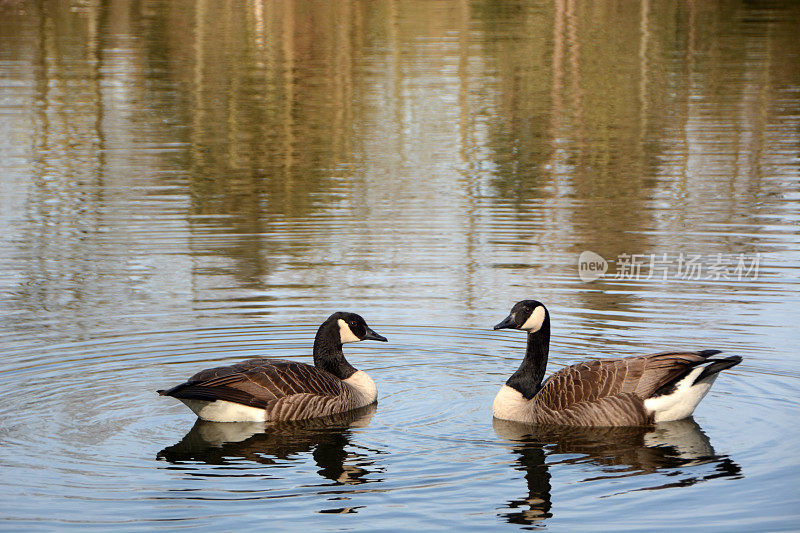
645, 352, 742, 423
695, 355, 742, 383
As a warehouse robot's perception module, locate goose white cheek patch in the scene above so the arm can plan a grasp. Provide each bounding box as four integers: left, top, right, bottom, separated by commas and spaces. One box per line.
338, 319, 361, 343
521, 306, 546, 332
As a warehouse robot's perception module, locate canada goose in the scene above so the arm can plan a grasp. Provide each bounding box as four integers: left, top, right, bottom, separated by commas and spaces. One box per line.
492, 300, 742, 426
158, 312, 387, 422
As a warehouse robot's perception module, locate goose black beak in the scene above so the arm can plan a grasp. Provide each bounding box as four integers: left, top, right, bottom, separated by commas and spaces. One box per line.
363, 327, 388, 342
493, 314, 517, 330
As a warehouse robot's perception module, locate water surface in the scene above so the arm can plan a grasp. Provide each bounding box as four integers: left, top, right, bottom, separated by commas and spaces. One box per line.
1, 1, 799, 530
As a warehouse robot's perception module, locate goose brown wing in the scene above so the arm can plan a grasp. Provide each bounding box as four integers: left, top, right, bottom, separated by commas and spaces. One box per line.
159, 359, 347, 408
531, 351, 714, 425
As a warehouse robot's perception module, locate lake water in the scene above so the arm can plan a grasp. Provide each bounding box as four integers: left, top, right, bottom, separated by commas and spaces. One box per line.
1, 1, 799, 530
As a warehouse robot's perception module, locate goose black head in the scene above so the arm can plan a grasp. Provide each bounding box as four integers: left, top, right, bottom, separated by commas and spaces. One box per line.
328, 312, 388, 344
493, 300, 549, 333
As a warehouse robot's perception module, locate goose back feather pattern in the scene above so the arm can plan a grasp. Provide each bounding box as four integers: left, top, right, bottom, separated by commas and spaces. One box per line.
530, 351, 715, 426
159, 358, 371, 421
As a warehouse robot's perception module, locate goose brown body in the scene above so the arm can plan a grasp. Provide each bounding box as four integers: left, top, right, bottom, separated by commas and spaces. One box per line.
158, 312, 386, 422
159, 359, 375, 422
504, 351, 729, 426
493, 300, 742, 427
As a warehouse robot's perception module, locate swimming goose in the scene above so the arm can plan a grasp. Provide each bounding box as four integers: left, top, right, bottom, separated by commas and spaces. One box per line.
492, 300, 742, 426
158, 312, 387, 422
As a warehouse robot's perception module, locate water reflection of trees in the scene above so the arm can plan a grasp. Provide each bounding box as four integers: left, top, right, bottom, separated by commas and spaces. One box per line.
493, 417, 742, 528
475, 0, 800, 338
3, 0, 798, 320
158, 404, 381, 486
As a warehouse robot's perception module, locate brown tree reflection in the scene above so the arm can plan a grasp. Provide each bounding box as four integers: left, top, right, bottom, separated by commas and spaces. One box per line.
3, 1, 797, 323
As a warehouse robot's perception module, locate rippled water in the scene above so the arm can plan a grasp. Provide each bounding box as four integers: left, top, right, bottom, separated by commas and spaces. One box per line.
1, 1, 799, 530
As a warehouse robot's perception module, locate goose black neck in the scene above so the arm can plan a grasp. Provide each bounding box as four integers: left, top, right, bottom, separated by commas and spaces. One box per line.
506, 318, 550, 400
313, 320, 357, 380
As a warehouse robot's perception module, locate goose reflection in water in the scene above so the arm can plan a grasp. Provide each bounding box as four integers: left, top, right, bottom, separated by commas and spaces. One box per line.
158, 404, 380, 486
493, 417, 742, 528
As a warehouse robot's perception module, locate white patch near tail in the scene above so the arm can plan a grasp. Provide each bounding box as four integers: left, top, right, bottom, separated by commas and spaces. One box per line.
180, 399, 267, 422
492, 384, 533, 423
343, 370, 377, 405
338, 319, 361, 343
644, 365, 720, 423
521, 306, 546, 332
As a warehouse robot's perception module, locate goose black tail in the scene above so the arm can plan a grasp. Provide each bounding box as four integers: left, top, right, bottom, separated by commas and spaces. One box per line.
696, 355, 742, 383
